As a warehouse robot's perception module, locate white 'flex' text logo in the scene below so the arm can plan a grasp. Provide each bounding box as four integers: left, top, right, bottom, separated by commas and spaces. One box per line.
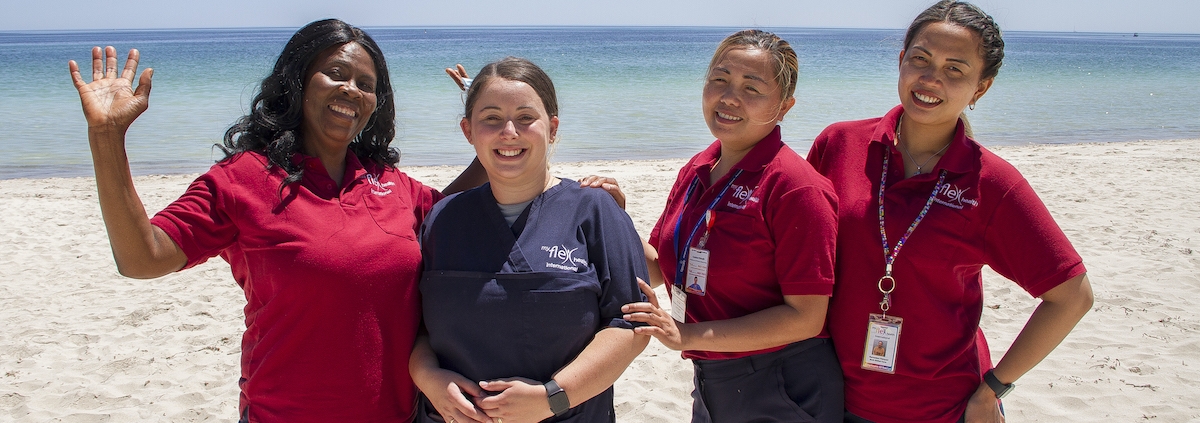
540, 244, 588, 271
934, 183, 978, 210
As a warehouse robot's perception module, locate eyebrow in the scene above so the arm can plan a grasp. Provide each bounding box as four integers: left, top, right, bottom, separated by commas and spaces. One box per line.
912, 46, 974, 68
478, 105, 538, 112
712, 66, 769, 83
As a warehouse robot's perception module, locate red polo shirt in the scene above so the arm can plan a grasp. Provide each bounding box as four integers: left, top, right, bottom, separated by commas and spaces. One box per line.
649, 126, 839, 361
807, 106, 1086, 423
151, 151, 441, 422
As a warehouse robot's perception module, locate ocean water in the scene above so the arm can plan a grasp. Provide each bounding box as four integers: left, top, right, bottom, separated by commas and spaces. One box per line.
1, 27, 1197, 180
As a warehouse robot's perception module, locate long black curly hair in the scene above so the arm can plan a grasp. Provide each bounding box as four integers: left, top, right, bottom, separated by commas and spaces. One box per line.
219, 19, 399, 187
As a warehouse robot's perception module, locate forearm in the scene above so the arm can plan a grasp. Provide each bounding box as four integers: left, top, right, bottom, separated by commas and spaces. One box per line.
408, 334, 444, 391
991, 274, 1093, 384
552, 327, 648, 408
643, 238, 664, 288
442, 157, 487, 195
678, 295, 827, 353
88, 127, 183, 278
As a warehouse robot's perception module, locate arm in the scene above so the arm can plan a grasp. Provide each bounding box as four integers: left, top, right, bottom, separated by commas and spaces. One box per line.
476, 327, 648, 422
409, 334, 493, 423
442, 157, 488, 196
964, 273, 1093, 423
623, 284, 828, 351
70, 46, 186, 278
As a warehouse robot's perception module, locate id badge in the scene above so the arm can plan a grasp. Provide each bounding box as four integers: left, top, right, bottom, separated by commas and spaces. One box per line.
684, 247, 710, 296
670, 285, 687, 323
861, 313, 903, 374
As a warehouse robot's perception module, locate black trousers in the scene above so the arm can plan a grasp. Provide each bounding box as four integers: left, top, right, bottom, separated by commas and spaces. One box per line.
690, 338, 844, 423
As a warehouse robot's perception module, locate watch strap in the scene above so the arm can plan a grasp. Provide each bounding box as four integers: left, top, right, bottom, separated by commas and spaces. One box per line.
544, 379, 570, 416
983, 369, 1014, 398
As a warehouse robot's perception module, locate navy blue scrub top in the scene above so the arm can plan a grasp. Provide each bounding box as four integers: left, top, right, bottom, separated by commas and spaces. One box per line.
419, 179, 648, 422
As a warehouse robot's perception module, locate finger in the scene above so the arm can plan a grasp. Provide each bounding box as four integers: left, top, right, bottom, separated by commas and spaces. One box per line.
633, 325, 669, 337
104, 46, 118, 78
68, 60, 86, 90
621, 301, 660, 313
637, 279, 660, 307
478, 380, 513, 392
90, 46, 103, 81
120, 48, 140, 82
134, 68, 154, 99
446, 67, 465, 90
456, 64, 469, 78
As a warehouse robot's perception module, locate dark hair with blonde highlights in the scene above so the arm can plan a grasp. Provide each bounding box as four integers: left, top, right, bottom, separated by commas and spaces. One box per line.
709, 29, 799, 100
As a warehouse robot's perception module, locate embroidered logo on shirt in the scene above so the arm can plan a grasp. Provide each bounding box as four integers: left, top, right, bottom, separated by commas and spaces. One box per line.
540, 244, 588, 271
933, 183, 979, 210
725, 184, 761, 210
364, 174, 394, 196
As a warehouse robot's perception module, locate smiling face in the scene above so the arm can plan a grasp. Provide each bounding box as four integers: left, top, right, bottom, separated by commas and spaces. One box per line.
897, 21, 994, 131
299, 42, 378, 158
702, 47, 795, 152
461, 78, 559, 188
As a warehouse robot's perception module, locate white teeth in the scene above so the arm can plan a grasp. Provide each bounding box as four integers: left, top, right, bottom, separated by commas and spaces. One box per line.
330, 104, 356, 117
497, 149, 523, 157
717, 111, 742, 121
914, 92, 942, 104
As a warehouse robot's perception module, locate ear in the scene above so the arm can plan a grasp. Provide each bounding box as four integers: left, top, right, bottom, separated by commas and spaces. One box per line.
898, 49, 906, 69
775, 96, 797, 122
972, 77, 994, 105
460, 117, 473, 145
548, 116, 560, 143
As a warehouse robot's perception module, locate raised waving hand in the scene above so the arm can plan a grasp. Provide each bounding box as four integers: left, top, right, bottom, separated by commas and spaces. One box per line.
70, 46, 153, 133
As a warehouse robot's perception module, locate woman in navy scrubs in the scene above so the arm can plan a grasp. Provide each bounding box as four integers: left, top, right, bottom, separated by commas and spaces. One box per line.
409, 57, 650, 423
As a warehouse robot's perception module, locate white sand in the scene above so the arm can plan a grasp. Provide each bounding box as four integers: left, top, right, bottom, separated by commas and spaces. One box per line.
1, 139, 1197, 422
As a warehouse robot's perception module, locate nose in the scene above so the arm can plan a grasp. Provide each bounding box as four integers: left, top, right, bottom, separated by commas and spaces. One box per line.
718, 85, 739, 106
500, 120, 518, 138
340, 81, 365, 99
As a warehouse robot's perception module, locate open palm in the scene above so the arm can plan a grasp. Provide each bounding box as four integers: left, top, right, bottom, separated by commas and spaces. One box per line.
69, 46, 153, 132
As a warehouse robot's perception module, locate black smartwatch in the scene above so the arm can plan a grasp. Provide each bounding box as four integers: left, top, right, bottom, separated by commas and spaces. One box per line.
544, 379, 570, 417
983, 369, 1015, 399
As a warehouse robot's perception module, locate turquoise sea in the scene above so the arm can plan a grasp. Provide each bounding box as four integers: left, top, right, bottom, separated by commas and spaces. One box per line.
1, 27, 1197, 179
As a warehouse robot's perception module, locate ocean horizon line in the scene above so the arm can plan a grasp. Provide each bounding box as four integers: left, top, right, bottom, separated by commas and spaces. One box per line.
3, 25, 1197, 37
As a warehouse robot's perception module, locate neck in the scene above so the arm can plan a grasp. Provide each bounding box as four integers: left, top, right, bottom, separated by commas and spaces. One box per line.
490, 169, 556, 205
302, 141, 349, 188
896, 115, 957, 155
896, 115, 956, 178
710, 142, 754, 185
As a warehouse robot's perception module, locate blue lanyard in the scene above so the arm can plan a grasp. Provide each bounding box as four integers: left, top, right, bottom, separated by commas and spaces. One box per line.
672, 169, 743, 287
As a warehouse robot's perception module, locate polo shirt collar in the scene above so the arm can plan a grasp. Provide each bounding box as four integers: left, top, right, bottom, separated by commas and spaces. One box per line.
870, 105, 973, 175
692, 125, 784, 175
291, 150, 371, 187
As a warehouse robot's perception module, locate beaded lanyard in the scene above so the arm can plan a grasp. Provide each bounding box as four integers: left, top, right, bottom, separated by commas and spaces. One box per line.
876, 148, 947, 315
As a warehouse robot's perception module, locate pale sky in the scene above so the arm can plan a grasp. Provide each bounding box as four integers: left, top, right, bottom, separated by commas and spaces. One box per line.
3, 0, 1198, 34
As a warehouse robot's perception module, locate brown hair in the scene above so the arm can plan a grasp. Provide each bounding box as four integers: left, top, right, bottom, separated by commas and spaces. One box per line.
463, 57, 558, 119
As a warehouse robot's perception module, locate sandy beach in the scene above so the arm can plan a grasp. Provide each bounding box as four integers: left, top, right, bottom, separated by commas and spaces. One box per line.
2, 138, 1198, 422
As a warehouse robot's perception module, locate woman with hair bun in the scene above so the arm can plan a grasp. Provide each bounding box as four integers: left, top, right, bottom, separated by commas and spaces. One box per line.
807, 2, 1094, 422
621, 29, 844, 423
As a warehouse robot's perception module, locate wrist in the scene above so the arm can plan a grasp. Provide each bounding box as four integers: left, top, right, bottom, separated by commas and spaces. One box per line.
543, 379, 570, 417
982, 369, 1015, 398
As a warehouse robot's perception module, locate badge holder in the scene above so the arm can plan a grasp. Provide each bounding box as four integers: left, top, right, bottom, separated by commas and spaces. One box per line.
862, 271, 902, 374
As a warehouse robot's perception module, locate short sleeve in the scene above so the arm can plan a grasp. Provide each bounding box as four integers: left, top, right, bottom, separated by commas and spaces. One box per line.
150, 170, 238, 269
768, 185, 839, 296
404, 175, 444, 228
983, 178, 1086, 298
587, 192, 650, 329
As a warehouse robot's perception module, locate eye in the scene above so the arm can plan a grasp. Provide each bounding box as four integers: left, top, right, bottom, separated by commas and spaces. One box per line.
358, 79, 375, 92
517, 114, 537, 124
